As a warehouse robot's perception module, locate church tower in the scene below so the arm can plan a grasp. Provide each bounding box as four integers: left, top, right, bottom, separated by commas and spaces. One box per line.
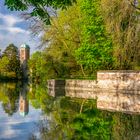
19, 44, 30, 79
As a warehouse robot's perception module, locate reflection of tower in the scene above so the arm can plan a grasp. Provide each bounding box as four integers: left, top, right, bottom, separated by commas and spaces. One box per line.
19, 44, 30, 79
19, 83, 29, 117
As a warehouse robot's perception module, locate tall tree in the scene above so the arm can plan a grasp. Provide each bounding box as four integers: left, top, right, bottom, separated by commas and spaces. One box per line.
2, 44, 21, 78
75, 0, 113, 72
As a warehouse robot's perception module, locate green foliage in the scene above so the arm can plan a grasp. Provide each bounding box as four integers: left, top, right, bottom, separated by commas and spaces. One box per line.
28, 83, 55, 114
0, 56, 9, 72
0, 82, 20, 116
5, 0, 140, 73
28, 51, 66, 82
29, 89, 111, 140
101, 0, 140, 69
75, 0, 114, 71
41, 3, 85, 78
29, 0, 114, 80
0, 44, 21, 80
29, 4, 85, 81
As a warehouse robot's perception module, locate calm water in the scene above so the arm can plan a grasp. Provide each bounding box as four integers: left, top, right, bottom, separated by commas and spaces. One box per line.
0, 82, 42, 140
0, 82, 140, 140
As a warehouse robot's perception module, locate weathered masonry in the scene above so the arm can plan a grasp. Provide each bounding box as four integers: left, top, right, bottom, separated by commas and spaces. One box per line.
48, 71, 140, 114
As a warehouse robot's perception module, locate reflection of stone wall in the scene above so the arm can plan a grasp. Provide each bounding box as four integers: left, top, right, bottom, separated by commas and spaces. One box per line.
97, 71, 140, 113
48, 71, 140, 114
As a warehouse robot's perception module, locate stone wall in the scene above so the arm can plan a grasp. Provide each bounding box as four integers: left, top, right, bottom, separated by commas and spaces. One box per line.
97, 71, 140, 90
48, 71, 140, 114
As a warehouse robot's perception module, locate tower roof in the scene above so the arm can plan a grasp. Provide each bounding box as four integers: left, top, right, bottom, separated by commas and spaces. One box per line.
20, 44, 30, 49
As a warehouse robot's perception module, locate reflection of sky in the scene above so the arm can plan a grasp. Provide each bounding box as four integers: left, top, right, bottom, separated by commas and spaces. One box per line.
0, 102, 42, 140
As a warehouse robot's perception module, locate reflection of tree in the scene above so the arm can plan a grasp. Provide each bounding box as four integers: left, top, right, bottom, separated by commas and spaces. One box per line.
29, 84, 140, 140
29, 83, 55, 113
0, 82, 20, 116
30, 90, 113, 140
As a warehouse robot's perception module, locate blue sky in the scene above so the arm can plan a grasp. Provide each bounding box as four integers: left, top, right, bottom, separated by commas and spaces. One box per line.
0, 0, 39, 53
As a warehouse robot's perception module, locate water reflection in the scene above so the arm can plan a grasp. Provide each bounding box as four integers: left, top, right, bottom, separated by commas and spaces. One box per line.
19, 83, 29, 117
0, 82, 139, 140
30, 84, 140, 140
0, 82, 19, 116
0, 82, 41, 140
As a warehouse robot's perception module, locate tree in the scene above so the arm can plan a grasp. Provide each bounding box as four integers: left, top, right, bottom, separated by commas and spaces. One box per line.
28, 0, 114, 80
28, 51, 47, 82
0, 56, 9, 73
42, 2, 84, 78
75, 0, 114, 72
101, 0, 140, 69
2, 44, 21, 78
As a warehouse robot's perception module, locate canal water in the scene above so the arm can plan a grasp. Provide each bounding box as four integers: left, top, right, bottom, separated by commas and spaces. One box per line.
0, 82, 140, 140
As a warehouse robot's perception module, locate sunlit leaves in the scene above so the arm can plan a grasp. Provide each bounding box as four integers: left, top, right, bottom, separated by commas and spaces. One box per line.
75, 0, 113, 71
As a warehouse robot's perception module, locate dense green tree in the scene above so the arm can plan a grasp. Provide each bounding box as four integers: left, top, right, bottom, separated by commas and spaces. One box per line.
38, 0, 114, 80
75, 0, 113, 72
41, 3, 84, 78
28, 51, 49, 82
28, 2, 86, 81
2, 44, 21, 78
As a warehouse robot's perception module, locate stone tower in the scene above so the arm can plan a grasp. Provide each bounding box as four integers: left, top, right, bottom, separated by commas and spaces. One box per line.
19, 44, 30, 79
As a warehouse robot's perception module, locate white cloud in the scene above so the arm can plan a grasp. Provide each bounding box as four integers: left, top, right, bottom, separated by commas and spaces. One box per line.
0, 12, 40, 53
8, 27, 30, 34
0, 25, 30, 34
0, 13, 23, 27
0, 12, 28, 34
